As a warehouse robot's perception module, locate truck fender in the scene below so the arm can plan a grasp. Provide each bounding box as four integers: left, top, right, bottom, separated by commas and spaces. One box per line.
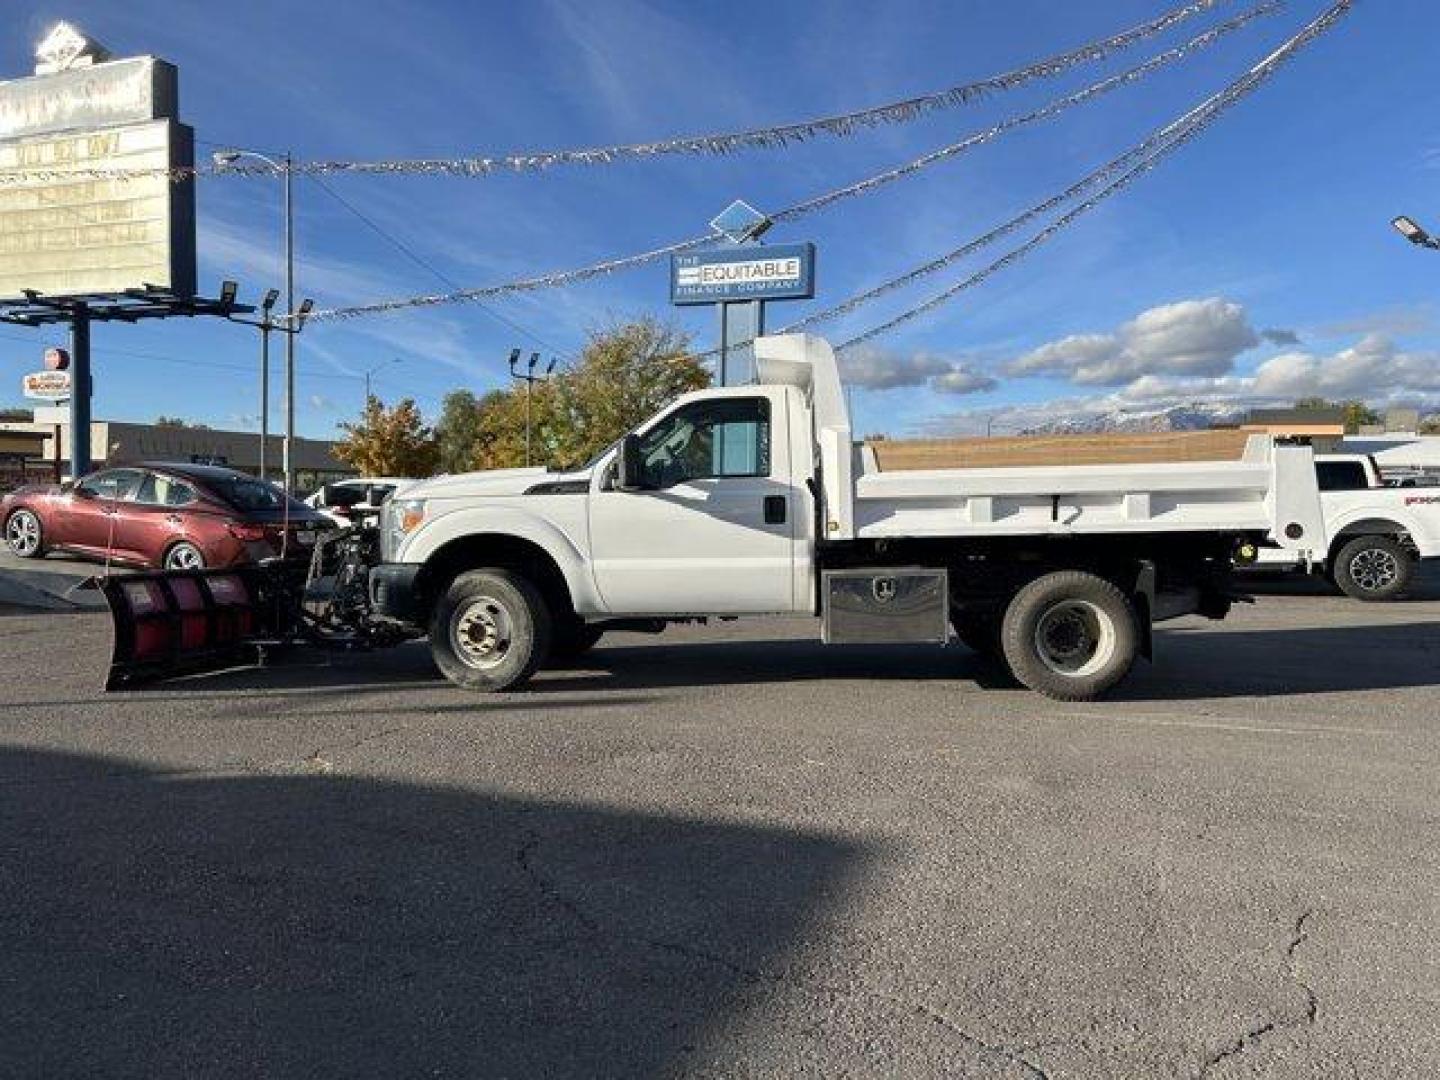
1327, 511, 1435, 560
403, 506, 605, 615
1131, 561, 1155, 662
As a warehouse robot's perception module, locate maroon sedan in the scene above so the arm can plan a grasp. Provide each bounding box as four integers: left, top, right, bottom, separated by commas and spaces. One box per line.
1, 463, 331, 570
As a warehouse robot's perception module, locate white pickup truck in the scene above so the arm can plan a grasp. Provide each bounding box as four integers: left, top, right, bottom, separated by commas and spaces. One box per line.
369, 334, 1324, 700
1252, 453, 1440, 599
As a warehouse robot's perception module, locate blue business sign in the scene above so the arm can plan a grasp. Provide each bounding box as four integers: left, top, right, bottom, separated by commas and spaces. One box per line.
670, 242, 816, 305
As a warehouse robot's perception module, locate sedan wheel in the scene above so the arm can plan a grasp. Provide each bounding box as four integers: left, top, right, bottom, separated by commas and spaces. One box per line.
163, 542, 206, 570
5, 509, 44, 558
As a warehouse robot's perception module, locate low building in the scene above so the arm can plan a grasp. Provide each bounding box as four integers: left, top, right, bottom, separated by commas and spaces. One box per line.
0, 419, 355, 494
0, 428, 49, 492
1241, 407, 1347, 452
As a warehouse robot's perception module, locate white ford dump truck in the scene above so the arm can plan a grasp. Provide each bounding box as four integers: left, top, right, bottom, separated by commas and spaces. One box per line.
1251, 453, 1440, 599
362, 334, 1325, 701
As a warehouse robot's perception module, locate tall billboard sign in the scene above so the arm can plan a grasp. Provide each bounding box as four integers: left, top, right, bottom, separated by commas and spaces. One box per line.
0, 49, 196, 302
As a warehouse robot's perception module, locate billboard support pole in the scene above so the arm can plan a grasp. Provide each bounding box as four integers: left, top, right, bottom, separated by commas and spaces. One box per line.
68, 303, 91, 481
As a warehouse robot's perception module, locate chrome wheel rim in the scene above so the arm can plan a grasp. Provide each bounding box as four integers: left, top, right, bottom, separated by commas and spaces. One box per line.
6, 511, 39, 556
165, 544, 203, 570
1349, 548, 1398, 592
451, 595, 515, 671
1034, 600, 1115, 678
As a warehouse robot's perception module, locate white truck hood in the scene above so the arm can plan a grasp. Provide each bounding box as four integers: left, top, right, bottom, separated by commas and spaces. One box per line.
403, 467, 589, 500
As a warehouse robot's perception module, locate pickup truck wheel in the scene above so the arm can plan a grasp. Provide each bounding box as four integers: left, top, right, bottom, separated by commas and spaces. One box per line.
1332, 535, 1413, 601
1001, 571, 1138, 701
430, 569, 552, 691
548, 620, 604, 666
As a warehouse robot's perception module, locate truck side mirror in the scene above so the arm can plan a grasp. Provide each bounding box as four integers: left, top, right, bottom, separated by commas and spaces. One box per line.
616, 434, 646, 491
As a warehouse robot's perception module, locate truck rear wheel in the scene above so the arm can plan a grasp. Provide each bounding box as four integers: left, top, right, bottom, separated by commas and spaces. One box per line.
1001, 571, 1139, 701
430, 569, 551, 691
1332, 534, 1413, 601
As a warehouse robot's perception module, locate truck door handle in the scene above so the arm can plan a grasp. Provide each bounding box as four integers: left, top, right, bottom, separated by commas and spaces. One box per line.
764, 495, 787, 524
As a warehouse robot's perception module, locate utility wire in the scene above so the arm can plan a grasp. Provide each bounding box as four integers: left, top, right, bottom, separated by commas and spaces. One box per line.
307, 3, 1270, 322
305, 173, 571, 357
831, 0, 1356, 349
0, 0, 1231, 185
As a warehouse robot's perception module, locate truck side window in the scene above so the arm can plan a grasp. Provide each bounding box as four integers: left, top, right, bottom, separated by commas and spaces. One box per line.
637, 399, 770, 488
1316, 461, 1368, 491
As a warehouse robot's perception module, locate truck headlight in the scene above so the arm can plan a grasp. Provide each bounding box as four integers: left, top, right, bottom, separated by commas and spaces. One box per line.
385, 498, 426, 558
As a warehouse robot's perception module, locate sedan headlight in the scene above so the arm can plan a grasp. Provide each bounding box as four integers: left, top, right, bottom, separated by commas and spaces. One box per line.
384, 498, 427, 559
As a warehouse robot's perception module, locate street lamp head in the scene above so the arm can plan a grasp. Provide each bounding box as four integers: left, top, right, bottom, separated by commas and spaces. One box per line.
261, 288, 280, 312
1392, 215, 1433, 246
545, 358, 557, 375
508, 347, 521, 374
212, 149, 242, 168
528, 352, 540, 373
219, 279, 239, 305
294, 298, 315, 327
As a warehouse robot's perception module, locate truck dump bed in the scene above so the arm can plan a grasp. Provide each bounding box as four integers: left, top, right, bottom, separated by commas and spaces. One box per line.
853, 431, 1308, 542
867, 430, 1252, 470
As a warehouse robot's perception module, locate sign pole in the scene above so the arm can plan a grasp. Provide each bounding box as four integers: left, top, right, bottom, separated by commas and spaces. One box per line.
68, 304, 91, 481
259, 318, 271, 481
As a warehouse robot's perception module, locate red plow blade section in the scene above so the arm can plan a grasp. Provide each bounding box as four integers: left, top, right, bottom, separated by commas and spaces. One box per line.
98, 568, 290, 690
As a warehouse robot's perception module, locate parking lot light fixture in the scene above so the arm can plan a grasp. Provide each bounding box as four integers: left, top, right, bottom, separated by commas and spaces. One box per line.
1392, 215, 1440, 249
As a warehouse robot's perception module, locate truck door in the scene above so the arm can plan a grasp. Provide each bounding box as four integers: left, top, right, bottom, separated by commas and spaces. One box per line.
588, 393, 797, 614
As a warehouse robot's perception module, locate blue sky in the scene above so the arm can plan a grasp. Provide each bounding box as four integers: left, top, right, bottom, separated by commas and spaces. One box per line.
3, 0, 1438, 438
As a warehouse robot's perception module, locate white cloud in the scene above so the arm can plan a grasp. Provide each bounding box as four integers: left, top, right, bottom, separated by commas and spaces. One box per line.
839, 345, 995, 394
1252, 334, 1440, 399
1008, 298, 1259, 385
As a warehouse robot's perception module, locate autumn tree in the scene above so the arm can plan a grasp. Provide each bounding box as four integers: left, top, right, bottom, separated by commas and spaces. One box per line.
334, 395, 440, 477
447, 318, 709, 472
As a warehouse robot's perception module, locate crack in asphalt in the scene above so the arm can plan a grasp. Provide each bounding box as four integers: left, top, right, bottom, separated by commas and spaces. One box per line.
1198, 910, 1317, 1077
516, 834, 1049, 1079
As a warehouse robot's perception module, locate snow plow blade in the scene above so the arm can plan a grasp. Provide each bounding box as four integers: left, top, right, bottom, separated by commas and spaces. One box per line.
98, 567, 296, 690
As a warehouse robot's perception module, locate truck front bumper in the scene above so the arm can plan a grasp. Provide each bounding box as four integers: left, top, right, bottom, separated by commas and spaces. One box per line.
369, 563, 426, 625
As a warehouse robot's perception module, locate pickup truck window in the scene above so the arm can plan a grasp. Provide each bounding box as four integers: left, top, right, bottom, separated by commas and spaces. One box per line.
1316, 461, 1368, 491
637, 398, 770, 488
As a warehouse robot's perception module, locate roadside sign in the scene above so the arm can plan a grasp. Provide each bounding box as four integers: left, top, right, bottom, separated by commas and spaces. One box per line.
22, 370, 72, 400
44, 346, 70, 370
31, 405, 69, 424
670, 242, 816, 305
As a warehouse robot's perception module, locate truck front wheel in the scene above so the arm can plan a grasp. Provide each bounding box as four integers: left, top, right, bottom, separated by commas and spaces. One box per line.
1001, 571, 1139, 701
430, 569, 552, 691
1331, 535, 1413, 601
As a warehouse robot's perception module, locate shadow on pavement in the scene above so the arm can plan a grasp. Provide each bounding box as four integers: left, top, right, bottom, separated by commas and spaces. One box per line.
0, 746, 869, 1078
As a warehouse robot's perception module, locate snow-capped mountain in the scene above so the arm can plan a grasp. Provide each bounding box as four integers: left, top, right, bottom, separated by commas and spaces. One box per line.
1020, 403, 1248, 435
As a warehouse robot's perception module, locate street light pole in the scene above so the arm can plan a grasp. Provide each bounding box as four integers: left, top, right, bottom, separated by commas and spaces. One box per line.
283, 150, 296, 494
214, 147, 299, 491
508, 348, 557, 467
364, 356, 402, 403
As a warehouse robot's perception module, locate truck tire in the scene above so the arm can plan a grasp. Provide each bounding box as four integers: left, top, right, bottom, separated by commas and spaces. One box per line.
1331, 535, 1413, 601
1000, 571, 1139, 701
429, 569, 552, 691
548, 620, 604, 666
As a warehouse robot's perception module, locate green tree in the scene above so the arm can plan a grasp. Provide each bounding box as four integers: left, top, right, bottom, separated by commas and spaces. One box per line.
334, 395, 440, 477
435, 389, 483, 474
1292, 397, 1380, 434
1420, 415, 1440, 435
154, 416, 211, 429
0, 406, 31, 421
459, 318, 709, 471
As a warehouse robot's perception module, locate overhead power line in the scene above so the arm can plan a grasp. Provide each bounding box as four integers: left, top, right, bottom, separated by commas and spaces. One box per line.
0, 0, 1229, 186
306, 3, 1271, 323
304, 173, 570, 355
829, 0, 1357, 350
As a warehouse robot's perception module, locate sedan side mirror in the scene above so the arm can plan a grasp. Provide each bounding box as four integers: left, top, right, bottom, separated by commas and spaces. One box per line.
71, 485, 94, 500
615, 434, 646, 492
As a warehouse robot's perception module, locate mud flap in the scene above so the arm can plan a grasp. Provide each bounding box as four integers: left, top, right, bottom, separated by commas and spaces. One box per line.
98, 568, 296, 690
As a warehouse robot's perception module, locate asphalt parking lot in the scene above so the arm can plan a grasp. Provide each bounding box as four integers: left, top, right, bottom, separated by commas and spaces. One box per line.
2, 565, 1438, 1078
